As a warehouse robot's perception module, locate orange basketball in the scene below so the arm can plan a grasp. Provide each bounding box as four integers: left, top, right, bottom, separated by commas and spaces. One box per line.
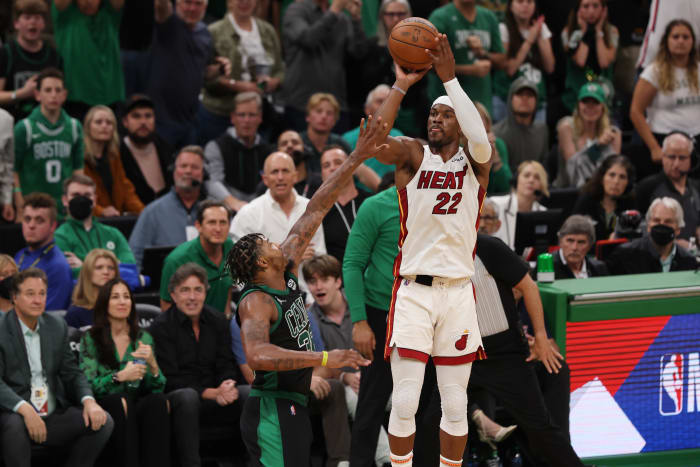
388, 17, 439, 70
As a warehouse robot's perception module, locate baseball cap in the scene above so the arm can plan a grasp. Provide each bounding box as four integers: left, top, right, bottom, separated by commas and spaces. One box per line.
124, 94, 154, 114
578, 82, 606, 103
510, 77, 538, 99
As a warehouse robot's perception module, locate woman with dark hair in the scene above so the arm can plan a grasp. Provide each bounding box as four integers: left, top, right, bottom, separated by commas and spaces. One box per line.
79, 278, 169, 467
572, 154, 636, 241
630, 19, 700, 178
492, 0, 555, 122
560, 0, 618, 112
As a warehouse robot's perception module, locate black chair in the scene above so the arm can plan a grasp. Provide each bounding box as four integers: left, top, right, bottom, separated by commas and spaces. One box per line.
141, 246, 176, 292
98, 215, 138, 242
0, 223, 25, 256
135, 303, 161, 330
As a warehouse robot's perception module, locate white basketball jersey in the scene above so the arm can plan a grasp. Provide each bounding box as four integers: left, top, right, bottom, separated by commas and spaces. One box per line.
396, 145, 485, 279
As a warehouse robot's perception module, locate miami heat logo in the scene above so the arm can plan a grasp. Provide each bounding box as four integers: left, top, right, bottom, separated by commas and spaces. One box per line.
454, 329, 470, 351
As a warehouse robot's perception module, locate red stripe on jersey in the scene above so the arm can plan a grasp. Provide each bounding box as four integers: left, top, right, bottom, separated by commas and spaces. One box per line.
397, 347, 430, 363
638, 0, 659, 66
433, 346, 487, 366
383, 276, 403, 362
472, 185, 486, 260
393, 187, 410, 277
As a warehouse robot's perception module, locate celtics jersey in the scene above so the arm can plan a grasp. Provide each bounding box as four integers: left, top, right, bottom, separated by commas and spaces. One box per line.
14, 107, 84, 216
238, 273, 314, 397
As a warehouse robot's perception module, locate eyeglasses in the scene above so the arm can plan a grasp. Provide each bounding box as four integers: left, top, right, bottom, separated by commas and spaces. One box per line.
383, 11, 408, 18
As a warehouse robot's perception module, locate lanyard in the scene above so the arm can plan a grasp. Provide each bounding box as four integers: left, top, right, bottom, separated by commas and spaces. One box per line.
334, 199, 357, 234
19, 244, 55, 269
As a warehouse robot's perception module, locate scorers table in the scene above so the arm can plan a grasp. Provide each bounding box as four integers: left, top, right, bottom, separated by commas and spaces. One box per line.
537, 271, 700, 466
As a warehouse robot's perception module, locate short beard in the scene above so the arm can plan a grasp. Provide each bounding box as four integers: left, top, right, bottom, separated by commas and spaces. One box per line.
127, 129, 154, 146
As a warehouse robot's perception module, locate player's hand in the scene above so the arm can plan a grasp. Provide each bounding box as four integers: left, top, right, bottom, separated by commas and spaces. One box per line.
310, 376, 331, 400
426, 34, 456, 83
354, 115, 389, 160
393, 62, 431, 91
526, 335, 563, 374
341, 371, 361, 393
325, 349, 371, 370
352, 320, 375, 360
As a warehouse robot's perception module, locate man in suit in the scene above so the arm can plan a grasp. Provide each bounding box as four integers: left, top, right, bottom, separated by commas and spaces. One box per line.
554, 215, 609, 280
0, 268, 113, 467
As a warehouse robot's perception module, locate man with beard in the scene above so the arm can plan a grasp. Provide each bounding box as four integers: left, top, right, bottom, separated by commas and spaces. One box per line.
129, 146, 206, 268
119, 94, 174, 205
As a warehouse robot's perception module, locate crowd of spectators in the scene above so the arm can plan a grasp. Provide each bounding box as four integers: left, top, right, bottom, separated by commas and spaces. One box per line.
0, 0, 699, 466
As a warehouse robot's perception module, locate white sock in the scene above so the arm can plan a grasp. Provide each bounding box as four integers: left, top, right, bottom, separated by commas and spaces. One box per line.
440, 454, 462, 467
390, 450, 413, 466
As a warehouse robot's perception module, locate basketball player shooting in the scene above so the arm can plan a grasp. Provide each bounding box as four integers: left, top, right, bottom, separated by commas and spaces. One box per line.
227, 117, 384, 466
372, 34, 493, 467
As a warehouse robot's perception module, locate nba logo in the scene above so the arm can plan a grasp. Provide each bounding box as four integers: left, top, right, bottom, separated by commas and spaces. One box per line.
659, 353, 684, 415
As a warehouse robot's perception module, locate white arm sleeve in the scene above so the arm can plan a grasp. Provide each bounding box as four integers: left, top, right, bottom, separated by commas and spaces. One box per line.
443, 78, 492, 163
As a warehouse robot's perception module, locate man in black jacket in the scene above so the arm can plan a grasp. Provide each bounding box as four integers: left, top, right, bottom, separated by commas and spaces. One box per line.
149, 262, 245, 466
120, 94, 174, 205
608, 197, 698, 275
554, 215, 609, 279
0, 268, 113, 467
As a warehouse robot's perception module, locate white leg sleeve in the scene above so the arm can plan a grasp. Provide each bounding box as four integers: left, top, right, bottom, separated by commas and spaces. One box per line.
443, 78, 492, 163
436, 363, 472, 437
388, 349, 426, 438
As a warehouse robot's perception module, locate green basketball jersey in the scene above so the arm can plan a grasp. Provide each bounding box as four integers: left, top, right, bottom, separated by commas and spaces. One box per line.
14, 107, 84, 217
237, 273, 314, 398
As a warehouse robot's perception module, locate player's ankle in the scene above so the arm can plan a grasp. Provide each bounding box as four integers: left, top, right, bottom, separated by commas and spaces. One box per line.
439, 454, 462, 466
390, 450, 413, 466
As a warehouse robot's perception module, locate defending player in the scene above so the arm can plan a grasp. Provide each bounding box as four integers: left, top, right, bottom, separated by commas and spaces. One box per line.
372, 35, 557, 467
225, 117, 384, 466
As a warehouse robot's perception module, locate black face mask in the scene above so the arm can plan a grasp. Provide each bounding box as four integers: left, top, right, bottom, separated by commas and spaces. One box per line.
650, 224, 675, 246
68, 195, 93, 221
0, 276, 12, 300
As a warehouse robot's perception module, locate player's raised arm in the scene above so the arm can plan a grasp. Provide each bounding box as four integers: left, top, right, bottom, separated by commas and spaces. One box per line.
428, 34, 491, 164
280, 116, 388, 269
373, 64, 428, 168
239, 291, 370, 371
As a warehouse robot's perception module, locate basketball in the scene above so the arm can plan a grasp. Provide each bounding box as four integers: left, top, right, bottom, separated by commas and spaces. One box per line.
388, 17, 439, 70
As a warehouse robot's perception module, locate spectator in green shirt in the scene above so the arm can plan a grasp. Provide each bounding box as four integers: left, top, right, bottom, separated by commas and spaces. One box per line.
159, 199, 234, 315
52, 0, 125, 120
79, 278, 169, 467
54, 174, 136, 277
428, 0, 506, 115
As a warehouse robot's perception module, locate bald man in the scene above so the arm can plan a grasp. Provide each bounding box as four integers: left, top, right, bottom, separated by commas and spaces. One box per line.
230, 152, 327, 258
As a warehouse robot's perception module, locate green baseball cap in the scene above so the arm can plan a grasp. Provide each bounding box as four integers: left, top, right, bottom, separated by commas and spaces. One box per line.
578, 82, 606, 103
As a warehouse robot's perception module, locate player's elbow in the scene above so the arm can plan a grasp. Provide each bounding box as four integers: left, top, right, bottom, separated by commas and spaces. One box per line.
469, 141, 492, 164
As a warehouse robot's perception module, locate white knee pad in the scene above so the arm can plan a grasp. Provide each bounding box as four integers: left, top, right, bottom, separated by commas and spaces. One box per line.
388, 378, 421, 437
436, 363, 472, 437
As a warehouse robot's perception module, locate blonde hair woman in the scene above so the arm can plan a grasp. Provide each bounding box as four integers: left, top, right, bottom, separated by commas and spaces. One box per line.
490, 161, 550, 250
83, 105, 144, 217
65, 249, 119, 328
0, 255, 18, 312
556, 82, 621, 187
630, 19, 700, 177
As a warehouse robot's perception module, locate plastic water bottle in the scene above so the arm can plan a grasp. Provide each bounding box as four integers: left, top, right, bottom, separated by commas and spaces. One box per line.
536, 253, 555, 283
127, 359, 146, 389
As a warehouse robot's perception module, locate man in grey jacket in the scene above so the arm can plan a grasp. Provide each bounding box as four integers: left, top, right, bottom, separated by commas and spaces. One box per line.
0, 268, 113, 467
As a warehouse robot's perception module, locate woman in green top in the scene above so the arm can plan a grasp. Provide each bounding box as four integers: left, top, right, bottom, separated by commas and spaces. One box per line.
80, 278, 170, 467
560, 0, 618, 112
